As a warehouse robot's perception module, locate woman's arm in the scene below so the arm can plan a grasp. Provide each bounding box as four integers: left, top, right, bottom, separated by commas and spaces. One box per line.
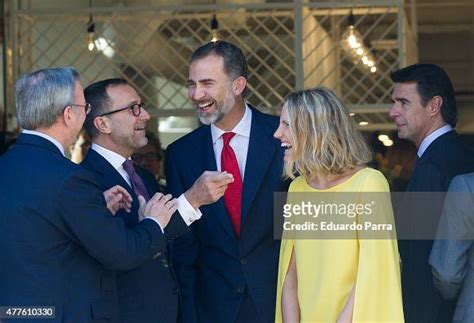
282, 248, 300, 322
337, 286, 355, 323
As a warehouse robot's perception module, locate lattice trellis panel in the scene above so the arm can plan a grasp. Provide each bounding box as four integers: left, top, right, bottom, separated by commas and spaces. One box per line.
8, 1, 411, 130
300, 4, 402, 123
14, 5, 298, 116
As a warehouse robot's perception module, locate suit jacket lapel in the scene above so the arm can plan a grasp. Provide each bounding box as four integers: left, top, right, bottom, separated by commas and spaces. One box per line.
83, 150, 140, 225
241, 108, 276, 222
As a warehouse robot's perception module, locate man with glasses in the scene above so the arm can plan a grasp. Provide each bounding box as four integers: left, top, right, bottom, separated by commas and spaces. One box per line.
0, 67, 177, 322
82, 78, 233, 323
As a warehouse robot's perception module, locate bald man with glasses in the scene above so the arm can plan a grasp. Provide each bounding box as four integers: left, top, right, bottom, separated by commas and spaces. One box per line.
81, 78, 233, 323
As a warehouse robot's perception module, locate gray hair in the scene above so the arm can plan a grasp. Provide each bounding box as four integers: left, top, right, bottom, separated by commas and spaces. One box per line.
15, 67, 79, 129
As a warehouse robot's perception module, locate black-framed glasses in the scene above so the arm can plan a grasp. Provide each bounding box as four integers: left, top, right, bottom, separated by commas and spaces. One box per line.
70, 103, 92, 115
100, 102, 145, 117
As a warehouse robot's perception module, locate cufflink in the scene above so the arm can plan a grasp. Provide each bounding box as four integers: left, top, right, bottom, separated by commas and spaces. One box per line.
153, 251, 162, 259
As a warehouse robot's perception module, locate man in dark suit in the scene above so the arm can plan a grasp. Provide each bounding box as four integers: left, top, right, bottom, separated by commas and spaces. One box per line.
166, 41, 288, 323
389, 63, 474, 322
81, 78, 233, 323
0, 67, 177, 322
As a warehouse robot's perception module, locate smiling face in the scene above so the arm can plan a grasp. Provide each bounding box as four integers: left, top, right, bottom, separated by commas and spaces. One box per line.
273, 103, 294, 163
389, 82, 432, 146
187, 55, 237, 127
104, 84, 150, 157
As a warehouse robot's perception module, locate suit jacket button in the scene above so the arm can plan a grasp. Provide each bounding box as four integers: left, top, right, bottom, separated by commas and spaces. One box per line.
173, 287, 179, 294
240, 258, 247, 265
237, 287, 245, 294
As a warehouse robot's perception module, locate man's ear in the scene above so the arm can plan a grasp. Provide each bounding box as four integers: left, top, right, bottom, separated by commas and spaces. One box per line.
62, 105, 75, 127
232, 76, 247, 96
429, 95, 443, 117
93, 116, 112, 134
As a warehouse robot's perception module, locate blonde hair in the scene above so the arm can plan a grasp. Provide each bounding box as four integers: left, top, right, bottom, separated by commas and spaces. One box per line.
284, 87, 372, 179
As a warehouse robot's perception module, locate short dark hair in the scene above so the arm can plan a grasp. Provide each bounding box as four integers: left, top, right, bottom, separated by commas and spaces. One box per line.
191, 41, 248, 95
83, 78, 129, 138
391, 63, 457, 127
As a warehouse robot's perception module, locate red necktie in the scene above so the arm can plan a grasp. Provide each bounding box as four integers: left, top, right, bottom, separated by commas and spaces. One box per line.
221, 132, 243, 237
123, 159, 150, 202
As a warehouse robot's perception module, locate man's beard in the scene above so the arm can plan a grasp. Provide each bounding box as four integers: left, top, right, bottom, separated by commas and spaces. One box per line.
198, 88, 235, 125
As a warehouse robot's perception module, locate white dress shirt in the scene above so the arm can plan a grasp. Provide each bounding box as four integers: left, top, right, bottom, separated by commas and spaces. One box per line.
417, 125, 453, 158
92, 143, 201, 227
92, 143, 131, 186
210, 104, 252, 179
22, 129, 65, 156
179, 104, 252, 224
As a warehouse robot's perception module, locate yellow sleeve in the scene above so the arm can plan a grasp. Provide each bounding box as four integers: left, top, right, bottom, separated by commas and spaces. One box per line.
275, 237, 294, 323
275, 178, 302, 323
353, 171, 405, 322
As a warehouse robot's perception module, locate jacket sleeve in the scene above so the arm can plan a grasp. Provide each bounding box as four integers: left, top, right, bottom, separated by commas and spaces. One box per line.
165, 146, 199, 323
430, 175, 474, 300
55, 169, 166, 271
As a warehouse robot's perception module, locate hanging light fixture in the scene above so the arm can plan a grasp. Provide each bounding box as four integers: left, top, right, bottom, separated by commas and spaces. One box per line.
86, 0, 97, 52
341, 10, 377, 74
87, 14, 96, 51
210, 14, 220, 42
84, 0, 115, 58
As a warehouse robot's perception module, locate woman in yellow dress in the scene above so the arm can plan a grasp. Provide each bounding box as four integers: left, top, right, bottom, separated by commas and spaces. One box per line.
274, 87, 404, 322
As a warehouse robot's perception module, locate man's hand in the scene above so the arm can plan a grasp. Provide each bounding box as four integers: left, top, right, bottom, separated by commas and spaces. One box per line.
144, 193, 178, 228
138, 195, 146, 222
184, 171, 234, 210
103, 185, 132, 215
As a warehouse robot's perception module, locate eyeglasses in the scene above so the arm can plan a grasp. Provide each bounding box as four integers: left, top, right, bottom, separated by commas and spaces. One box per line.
100, 102, 145, 117
69, 103, 92, 115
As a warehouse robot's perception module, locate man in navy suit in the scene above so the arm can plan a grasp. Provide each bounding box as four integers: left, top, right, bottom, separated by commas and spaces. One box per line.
166, 41, 288, 323
82, 78, 233, 323
389, 63, 474, 322
0, 67, 177, 322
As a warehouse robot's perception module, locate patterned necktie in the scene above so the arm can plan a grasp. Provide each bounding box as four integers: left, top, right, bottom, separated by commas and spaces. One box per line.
122, 159, 150, 201
221, 132, 243, 237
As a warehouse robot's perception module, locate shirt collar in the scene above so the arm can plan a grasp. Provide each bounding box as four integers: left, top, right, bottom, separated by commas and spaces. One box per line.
22, 129, 65, 156
211, 104, 252, 144
91, 143, 128, 170
418, 124, 453, 157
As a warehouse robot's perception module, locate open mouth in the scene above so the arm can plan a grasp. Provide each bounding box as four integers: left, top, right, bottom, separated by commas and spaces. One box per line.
281, 142, 293, 151
197, 100, 215, 112
134, 126, 146, 131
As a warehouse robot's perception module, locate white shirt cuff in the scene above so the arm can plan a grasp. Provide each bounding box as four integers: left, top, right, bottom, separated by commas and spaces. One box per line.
143, 217, 165, 233
177, 194, 202, 226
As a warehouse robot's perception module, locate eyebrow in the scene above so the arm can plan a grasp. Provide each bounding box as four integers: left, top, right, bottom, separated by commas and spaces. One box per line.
187, 78, 216, 84
392, 97, 410, 103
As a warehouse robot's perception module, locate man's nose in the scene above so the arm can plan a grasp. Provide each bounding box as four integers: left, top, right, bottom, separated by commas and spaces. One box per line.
189, 86, 205, 101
